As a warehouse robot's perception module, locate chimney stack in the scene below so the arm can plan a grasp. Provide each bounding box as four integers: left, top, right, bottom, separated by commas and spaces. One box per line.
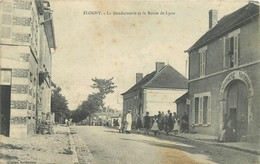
209, 10, 218, 29
136, 73, 143, 83
156, 62, 165, 73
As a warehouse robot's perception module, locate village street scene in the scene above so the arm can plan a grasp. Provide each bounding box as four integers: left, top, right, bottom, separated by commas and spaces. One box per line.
0, 0, 260, 164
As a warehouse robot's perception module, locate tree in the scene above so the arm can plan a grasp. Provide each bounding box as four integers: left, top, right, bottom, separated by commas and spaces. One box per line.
91, 77, 116, 110
71, 77, 116, 123
51, 84, 70, 123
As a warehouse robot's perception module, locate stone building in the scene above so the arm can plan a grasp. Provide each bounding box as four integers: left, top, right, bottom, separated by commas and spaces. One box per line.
185, 2, 259, 142
121, 62, 188, 124
0, 0, 56, 138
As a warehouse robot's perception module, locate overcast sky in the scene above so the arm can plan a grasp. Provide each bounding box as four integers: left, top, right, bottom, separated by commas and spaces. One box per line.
50, 0, 248, 110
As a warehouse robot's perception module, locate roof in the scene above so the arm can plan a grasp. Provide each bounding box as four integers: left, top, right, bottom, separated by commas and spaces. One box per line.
121, 65, 188, 95
186, 2, 259, 53
175, 92, 189, 103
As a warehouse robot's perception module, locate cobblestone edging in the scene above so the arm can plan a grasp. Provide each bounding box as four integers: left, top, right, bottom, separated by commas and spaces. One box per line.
72, 134, 94, 164
67, 129, 79, 164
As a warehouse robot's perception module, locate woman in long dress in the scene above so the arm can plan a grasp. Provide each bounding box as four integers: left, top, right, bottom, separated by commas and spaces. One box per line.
173, 117, 180, 135
125, 110, 132, 134
151, 116, 159, 135
118, 114, 122, 133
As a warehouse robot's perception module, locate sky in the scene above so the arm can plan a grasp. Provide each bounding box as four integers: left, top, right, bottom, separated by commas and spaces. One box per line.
50, 0, 249, 110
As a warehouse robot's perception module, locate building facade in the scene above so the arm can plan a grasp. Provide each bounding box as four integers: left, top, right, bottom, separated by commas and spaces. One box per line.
0, 0, 56, 138
122, 62, 188, 124
186, 2, 260, 142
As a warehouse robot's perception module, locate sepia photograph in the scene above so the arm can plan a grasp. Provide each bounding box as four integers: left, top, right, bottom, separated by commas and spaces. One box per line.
0, 0, 259, 163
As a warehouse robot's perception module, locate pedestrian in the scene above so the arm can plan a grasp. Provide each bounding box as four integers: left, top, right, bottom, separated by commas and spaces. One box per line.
164, 110, 170, 135
158, 111, 164, 132
143, 112, 150, 135
136, 114, 142, 134
181, 112, 189, 133
169, 113, 174, 132
226, 116, 236, 142
65, 118, 68, 126
125, 110, 132, 134
118, 114, 122, 133
173, 116, 180, 135
151, 115, 159, 135
219, 114, 228, 142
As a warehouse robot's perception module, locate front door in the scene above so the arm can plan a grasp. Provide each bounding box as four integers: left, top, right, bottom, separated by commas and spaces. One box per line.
227, 80, 248, 141
0, 85, 11, 137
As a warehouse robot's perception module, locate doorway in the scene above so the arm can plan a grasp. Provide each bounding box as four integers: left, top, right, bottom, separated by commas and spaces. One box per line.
227, 80, 248, 142
0, 85, 11, 137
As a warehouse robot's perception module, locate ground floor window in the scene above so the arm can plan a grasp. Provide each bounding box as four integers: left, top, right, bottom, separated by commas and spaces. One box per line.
193, 92, 211, 125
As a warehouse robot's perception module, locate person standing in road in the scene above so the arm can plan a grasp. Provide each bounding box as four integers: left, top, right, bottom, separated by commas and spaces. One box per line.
173, 115, 180, 135
164, 110, 170, 135
136, 114, 142, 134
118, 114, 122, 133
151, 115, 159, 135
169, 113, 174, 132
125, 110, 132, 134
181, 112, 189, 133
144, 112, 150, 135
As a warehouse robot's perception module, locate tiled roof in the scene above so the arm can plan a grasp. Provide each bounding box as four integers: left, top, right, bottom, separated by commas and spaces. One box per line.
144, 65, 188, 89
121, 65, 188, 95
186, 2, 259, 52
121, 71, 156, 95
175, 92, 189, 103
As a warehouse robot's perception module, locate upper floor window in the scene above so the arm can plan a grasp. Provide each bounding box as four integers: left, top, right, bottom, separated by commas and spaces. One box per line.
199, 46, 207, 77
223, 29, 240, 68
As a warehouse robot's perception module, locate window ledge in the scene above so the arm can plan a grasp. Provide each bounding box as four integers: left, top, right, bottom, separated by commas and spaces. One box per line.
194, 124, 210, 127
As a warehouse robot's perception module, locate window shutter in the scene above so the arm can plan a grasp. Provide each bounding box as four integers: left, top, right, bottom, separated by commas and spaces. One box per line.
207, 96, 211, 124
199, 97, 203, 124
234, 36, 239, 66
225, 37, 230, 68
192, 97, 195, 123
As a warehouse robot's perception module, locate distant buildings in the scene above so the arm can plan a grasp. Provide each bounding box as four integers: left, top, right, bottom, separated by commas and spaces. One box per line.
0, 0, 56, 138
185, 2, 259, 142
122, 62, 188, 124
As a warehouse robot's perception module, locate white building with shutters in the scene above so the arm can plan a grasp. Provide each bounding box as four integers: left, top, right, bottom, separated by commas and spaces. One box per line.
0, 0, 56, 138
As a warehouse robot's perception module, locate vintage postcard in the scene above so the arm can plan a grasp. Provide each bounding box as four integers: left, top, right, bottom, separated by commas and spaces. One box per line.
0, 0, 259, 163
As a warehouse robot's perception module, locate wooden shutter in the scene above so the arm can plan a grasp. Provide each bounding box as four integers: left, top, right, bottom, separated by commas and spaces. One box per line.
224, 37, 230, 68
192, 97, 195, 123
199, 97, 203, 124
234, 36, 239, 66
207, 96, 211, 124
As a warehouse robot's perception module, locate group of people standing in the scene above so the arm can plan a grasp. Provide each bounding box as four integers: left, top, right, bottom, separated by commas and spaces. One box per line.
142, 110, 181, 136
117, 110, 189, 135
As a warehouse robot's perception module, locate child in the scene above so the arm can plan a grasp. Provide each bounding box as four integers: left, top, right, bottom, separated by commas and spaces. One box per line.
151, 115, 159, 135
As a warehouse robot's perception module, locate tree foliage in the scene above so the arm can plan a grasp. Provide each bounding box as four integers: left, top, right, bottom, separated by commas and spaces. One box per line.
51, 84, 70, 123
71, 77, 116, 123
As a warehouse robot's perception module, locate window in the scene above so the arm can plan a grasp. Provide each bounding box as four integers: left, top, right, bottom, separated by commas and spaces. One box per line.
224, 29, 240, 68
193, 92, 211, 125
0, 69, 12, 85
199, 46, 207, 77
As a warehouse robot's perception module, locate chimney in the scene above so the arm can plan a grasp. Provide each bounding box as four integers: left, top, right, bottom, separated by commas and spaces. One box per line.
209, 10, 218, 29
136, 73, 143, 83
156, 62, 165, 73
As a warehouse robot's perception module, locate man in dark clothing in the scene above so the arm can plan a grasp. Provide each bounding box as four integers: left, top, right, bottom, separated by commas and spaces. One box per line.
181, 112, 189, 133
144, 112, 150, 135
